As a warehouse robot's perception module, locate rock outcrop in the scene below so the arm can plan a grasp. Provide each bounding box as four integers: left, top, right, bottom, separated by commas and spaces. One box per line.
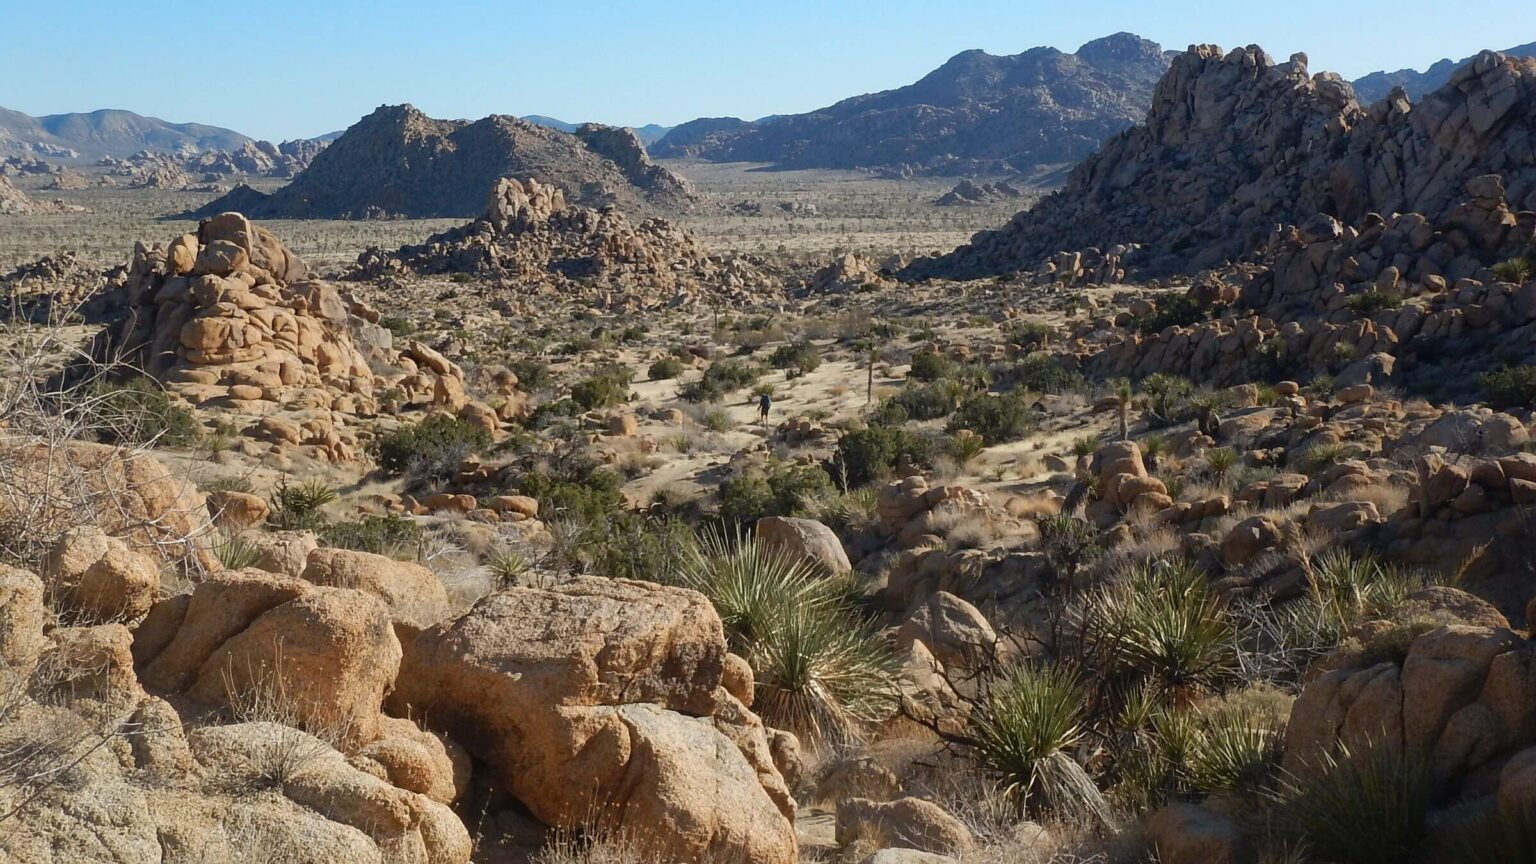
390, 577, 798, 864
352, 177, 769, 309
909, 46, 1536, 279
192, 104, 695, 219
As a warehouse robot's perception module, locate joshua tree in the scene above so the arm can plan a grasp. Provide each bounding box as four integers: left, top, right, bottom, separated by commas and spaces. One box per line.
1114, 379, 1133, 441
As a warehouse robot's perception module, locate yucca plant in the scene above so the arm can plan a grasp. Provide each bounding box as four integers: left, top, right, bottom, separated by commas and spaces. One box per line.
486, 548, 530, 588
214, 532, 261, 571
1186, 703, 1285, 796
971, 664, 1110, 823
1084, 559, 1236, 703
1493, 256, 1533, 285
268, 478, 338, 531
1274, 741, 1431, 864
750, 599, 897, 747
1206, 447, 1239, 484
681, 528, 895, 747
1305, 548, 1420, 627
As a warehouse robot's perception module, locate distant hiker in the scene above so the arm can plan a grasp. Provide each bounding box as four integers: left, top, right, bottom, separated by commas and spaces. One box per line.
758, 393, 772, 423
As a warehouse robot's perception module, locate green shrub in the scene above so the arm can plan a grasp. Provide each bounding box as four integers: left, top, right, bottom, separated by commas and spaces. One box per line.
379, 316, 414, 337
370, 415, 491, 481
946, 392, 1041, 443
1492, 256, 1533, 284
718, 464, 835, 525
1344, 290, 1403, 316
648, 356, 686, 380
832, 426, 936, 486
83, 377, 200, 447
768, 341, 822, 375
907, 351, 955, 382
681, 359, 763, 402
1038, 514, 1102, 580
1479, 364, 1536, 410
1141, 373, 1194, 421
321, 515, 423, 557
889, 378, 968, 421
1137, 292, 1211, 334
570, 364, 633, 410
508, 358, 552, 391
1006, 321, 1057, 349
1009, 354, 1085, 395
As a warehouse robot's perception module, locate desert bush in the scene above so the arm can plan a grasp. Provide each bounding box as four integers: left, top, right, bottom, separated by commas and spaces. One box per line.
802, 487, 879, 534
507, 357, 552, 391
947, 392, 1040, 444
267, 479, 338, 531
1206, 446, 1239, 483
718, 463, 835, 525
832, 425, 936, 486
1137, 292, 1210, 334
1478, 364, 1536, 409
79, 377, 200, 447
516, 460, 624, 525
320, 515, 422, 558
768, 340, 822, 374
1038, 514, 1102, 580
1006, 321, 1056, 349
370, 415, 491, 481
907, 350, 956, 382
888, 378, 968, 421
1141, 373, 1193, 422
1008, 353, 1085, 395
569, 365, 633, 410
1344, 290, 1403, 316
1492, 256, 1533, 284
681, 358, 763, 402
947, 432, 988, 465
647, 356, 686, 380
1274, 741, 1430, 864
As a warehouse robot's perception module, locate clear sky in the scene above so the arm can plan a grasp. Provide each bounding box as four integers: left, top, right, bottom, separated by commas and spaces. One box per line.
2, 0, 1533, 141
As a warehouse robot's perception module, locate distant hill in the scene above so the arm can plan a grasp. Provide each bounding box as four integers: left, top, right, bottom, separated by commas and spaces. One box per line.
1351, 41, 1536, 103
0, 105, 251, 159
651, 33, 1175, 176
522, 115, 672, 145
191, 104, 695, 220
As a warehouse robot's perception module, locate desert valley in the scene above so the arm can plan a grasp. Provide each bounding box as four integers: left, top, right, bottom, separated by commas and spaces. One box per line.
3, 18, 1536, 864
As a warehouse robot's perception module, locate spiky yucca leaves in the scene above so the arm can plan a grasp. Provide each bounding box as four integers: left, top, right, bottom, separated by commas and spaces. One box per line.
1275, 741, 1431, 864
1082, 558, 1236, 703
751, 599, 899, 748
970, 664, 1109, 823
1185, 702, 1286, 796
214, 532, 261, 571
681, 528, 895, 747
1305, 548, 1420, 627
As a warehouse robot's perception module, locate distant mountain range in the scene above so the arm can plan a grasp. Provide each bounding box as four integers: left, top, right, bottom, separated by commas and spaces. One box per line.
0, 106, 253, 159
521, 116, 672, 145
1351, 41, 1536, 103
650, 33, 1176, 176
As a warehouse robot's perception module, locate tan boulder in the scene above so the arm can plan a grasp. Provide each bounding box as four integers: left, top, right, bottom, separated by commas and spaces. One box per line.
389, 578, 795, 864
835, 797, 975, 857
1220, 516, 1285, 566
488, 495, 539, 518
301, 548, 449, 633
895, 591, 997, 668
0, 565, 46, 668
207, 489, 270, 531
355, 715, 471, 805
188, 586, 402, 747
244, 530, 320, 577
139, 569, 311, 693
757, 516, 852, 576
40, 526, 159, 624
606, 413, 639, 436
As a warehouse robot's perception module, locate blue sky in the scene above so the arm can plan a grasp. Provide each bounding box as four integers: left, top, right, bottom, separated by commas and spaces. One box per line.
2, 0, 1532, 141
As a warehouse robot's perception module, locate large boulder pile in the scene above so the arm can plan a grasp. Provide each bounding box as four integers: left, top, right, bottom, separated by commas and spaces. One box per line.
352, 177, 771, 309
908, 46, 1536, 279
390, 577, 799, 864
79, 213, 473, 460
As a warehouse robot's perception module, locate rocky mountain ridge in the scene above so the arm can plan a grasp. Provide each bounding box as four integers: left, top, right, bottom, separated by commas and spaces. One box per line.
651, 32, 1175, 176
906, 45, 1536, 279
1352, 40, 1536, 103
191, 105, 695, 220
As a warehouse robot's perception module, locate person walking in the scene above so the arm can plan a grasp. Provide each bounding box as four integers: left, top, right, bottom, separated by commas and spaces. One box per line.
758, 392, 772, 424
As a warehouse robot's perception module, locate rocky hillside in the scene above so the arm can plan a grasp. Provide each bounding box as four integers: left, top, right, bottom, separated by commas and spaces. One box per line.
192, 105, 693, 220
1353, 40, 1536, 103
908, 46, 1536, 279
352, 177, 769, 309
0, 104, 250, 159
650, 33, 1173, 176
